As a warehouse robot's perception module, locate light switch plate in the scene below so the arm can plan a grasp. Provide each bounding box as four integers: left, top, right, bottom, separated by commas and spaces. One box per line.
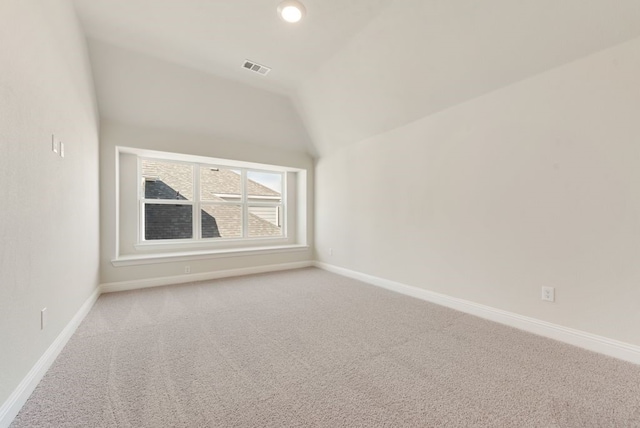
41, 308, 47, 330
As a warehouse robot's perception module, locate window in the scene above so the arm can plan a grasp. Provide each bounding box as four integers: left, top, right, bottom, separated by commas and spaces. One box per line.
113, 147, 307, 265
140, 158, 285, 243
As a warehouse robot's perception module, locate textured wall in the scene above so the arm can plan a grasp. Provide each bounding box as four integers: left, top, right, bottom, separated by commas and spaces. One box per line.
0, 0, 100, 406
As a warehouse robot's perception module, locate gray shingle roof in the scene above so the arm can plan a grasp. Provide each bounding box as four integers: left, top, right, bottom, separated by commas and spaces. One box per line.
201, 168, 281, 198
142, 161, 281, 200
142, 160, 282, 240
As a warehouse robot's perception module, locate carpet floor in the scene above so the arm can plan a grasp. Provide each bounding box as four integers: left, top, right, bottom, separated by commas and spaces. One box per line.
11, 268, 640, 427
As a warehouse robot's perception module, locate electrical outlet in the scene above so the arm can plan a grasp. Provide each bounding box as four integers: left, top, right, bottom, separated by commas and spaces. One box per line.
59, 142, 65, 158
184, 266, 191, 274
41, 308, 47, 330
541, 286, 555, 302
51, 135, 58, 154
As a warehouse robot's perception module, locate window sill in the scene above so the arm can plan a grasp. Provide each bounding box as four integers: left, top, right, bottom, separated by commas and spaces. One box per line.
133, 236, 290, 252
111, 244, 309, 267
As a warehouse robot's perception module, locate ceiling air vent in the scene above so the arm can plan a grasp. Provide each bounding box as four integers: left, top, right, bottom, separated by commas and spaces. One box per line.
242, 59, 271, 76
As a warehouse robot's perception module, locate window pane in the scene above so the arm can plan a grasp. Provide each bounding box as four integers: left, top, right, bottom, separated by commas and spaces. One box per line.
247, 171, 282, 203
201, 168, 241, 202
142, 160, 193, 200
201, 205, 242, 239
248, 206, 283, 238
145, 204, 193, 240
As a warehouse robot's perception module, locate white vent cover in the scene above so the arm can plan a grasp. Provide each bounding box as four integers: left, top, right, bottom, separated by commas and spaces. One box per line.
242, 60, 271, 76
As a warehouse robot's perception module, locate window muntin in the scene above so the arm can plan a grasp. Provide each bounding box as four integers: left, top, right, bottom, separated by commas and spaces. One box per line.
139, 158, 285, 243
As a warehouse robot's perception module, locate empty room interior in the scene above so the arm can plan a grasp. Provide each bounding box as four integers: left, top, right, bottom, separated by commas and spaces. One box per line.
3, 0, 640, 426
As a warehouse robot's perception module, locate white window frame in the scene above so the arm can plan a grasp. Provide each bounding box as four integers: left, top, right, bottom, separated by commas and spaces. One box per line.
111, 146, 308, 266
137, 157, 288, 248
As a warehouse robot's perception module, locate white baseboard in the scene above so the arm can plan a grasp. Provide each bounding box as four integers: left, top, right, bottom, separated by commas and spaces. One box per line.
0, 287, 101, 428
313, 261, 640, 365
100, 261, 313, 293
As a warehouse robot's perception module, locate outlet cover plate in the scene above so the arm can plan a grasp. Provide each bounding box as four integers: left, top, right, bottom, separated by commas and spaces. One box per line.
542, 286, 555, 302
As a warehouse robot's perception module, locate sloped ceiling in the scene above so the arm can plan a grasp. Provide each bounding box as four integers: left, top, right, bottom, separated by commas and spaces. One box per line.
74, 0, 640, 156
88, 39, 314, 153
73, 0, 391, 95
296, 0, 640, 155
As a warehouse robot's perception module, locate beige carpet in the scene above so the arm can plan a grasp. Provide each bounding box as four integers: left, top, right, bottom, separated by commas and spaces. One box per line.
11, 268, 640, 427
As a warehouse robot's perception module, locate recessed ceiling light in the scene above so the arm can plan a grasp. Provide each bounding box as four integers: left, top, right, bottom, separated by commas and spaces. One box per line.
277, 0, 306, 23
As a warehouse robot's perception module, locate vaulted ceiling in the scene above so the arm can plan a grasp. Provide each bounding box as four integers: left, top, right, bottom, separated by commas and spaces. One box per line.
73, 0, 391, 95
73, 0, 640, 156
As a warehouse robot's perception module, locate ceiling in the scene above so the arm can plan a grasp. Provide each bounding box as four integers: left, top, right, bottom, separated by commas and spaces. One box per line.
295, 0, 640, 155
73, 0, 640, 156
72, 0, 392, 95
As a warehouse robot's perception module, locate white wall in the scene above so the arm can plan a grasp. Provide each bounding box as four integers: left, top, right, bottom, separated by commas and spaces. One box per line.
88, 39, 315, 154
314, 37, 640, 346
89, 40, 315, 285
0, 0, 99, 407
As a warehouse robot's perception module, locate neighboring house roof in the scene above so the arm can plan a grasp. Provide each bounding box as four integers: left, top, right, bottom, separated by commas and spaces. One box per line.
142, 160, 282, 239
142, 161, 194, 200
201, 167, 281, 198
142, 161, 280, 200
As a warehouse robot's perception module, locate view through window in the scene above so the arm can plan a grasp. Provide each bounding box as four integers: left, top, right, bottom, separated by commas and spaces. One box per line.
140, 159, 284, 241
